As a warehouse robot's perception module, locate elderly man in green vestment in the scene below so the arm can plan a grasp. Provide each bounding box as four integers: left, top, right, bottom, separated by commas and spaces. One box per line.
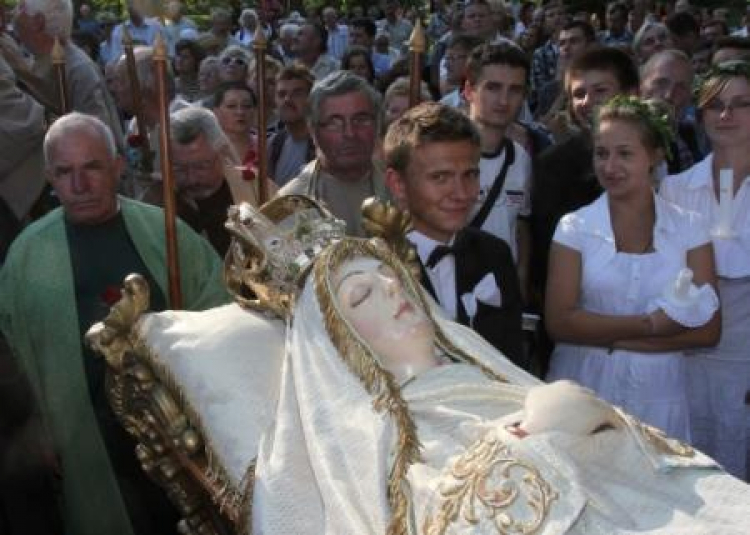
0, 113, 230, 535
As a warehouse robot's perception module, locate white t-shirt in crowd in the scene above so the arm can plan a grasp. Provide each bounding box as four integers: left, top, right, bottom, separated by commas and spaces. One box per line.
472, 139, 532, 260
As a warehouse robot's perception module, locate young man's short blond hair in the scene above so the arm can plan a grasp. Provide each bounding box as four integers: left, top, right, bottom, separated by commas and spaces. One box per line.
384, 102, 480, 174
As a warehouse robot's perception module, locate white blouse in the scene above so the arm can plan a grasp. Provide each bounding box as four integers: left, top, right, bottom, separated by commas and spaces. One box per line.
553, 193, 710, 318
661, 154, 750, 278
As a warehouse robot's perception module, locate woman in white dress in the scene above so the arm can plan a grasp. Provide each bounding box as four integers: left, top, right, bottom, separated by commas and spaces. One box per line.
545, 96, 721, 441
252, 236, 750, 535
660, 60, 750, 480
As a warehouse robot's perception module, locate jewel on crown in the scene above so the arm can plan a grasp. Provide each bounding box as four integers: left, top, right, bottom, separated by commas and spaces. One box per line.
225, 195, 346, 308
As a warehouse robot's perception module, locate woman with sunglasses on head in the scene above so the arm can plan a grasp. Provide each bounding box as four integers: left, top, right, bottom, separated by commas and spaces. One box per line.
661, 61, 750, 481
217, 45, 251, 84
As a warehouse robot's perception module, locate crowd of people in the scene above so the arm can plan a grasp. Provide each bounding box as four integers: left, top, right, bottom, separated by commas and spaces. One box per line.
1, 0, 750, 533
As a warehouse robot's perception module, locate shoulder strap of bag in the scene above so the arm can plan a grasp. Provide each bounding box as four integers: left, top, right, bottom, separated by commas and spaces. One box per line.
469, 138, 515, 229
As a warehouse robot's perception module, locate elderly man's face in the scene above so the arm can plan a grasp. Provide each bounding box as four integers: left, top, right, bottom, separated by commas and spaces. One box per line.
47, 127, 122, 225
641, 57, 694, 115
295, 24, 320, 54
313, 91, 377, 176
171, 133, 224, 200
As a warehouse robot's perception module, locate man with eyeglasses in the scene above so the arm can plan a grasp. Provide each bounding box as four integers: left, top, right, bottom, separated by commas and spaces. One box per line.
168, 105, 277, 255
279, 71, 389, 237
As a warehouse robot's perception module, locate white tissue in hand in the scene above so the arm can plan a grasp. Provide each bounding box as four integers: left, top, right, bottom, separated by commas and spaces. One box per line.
653, 268, 719, 328
664, 268, 697, 306
521, 380, 618, 435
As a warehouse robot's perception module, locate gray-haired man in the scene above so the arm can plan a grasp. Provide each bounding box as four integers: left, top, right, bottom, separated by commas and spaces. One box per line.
279, 71, 389, 237
169, 106, 276, 254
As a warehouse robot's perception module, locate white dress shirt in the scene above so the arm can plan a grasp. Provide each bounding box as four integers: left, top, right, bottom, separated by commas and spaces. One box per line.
408, 230, 458, 319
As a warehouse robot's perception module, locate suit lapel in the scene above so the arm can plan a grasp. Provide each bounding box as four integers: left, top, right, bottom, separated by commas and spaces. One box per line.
418, 259, 438, 301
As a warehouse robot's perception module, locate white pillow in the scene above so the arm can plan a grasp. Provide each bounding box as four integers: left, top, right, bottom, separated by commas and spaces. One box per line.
137, 303, 286, 486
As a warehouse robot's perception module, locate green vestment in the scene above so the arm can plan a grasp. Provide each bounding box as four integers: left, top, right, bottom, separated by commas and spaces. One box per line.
0, 198, 230, 535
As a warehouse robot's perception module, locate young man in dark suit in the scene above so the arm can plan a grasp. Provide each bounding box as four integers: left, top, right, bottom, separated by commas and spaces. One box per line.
384, 102, 527, 369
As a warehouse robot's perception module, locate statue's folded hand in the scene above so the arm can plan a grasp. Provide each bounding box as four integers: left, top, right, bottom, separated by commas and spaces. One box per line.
519, 380, 620, 436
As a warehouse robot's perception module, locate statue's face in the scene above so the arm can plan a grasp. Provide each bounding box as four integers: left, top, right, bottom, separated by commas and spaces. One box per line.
334, 257, 436, 377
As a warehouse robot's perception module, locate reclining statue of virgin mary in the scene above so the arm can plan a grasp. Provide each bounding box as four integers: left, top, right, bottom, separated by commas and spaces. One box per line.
251, 235, 750, 535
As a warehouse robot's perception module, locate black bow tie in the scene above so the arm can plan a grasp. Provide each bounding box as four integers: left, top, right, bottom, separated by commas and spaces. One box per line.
426, 242, 462, 269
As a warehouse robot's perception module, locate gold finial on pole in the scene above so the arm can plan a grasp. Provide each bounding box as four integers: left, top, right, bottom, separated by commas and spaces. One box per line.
153, 33, 182, 309
51, 37, 69, 114
408, 19, 426, 109
122, 25, 153, 173
253, 24, 269, 205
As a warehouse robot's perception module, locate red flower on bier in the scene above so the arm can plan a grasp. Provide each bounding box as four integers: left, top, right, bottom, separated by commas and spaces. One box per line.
101, 285, 121, 306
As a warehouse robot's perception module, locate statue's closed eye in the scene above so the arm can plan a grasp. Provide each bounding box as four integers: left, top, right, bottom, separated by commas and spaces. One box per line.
351, 286, 372, 308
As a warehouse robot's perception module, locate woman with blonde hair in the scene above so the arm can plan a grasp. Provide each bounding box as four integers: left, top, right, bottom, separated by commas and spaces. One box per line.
661, 60, 750, 480
545, 96, 721, 441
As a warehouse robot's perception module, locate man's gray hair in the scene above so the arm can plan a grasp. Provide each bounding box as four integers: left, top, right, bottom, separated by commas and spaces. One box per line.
23, 0, 73, 39
308, 71, 382, 129
118, 46, 174, 95
43, 112, 117, 167
641, 48, 693, 79
170, 106, 232, 154
279, 23, 299, 39
239, 8, 257, 24
633, 22, 669, 56
219, 45, 251, 63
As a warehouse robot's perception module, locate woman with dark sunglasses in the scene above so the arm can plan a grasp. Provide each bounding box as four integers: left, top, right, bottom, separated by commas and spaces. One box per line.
218, 45, 251, 84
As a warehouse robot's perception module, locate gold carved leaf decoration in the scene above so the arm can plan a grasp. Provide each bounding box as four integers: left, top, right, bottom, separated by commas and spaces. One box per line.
423, 433, 557, 535
361, 197, 421, 281
86, 273, 150, 370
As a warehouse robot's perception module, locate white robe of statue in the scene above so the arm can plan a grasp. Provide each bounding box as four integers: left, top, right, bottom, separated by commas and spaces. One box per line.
252, 238, 750, 535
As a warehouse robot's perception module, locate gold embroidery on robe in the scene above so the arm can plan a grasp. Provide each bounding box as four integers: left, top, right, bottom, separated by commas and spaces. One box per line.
423, 433, 557, 535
